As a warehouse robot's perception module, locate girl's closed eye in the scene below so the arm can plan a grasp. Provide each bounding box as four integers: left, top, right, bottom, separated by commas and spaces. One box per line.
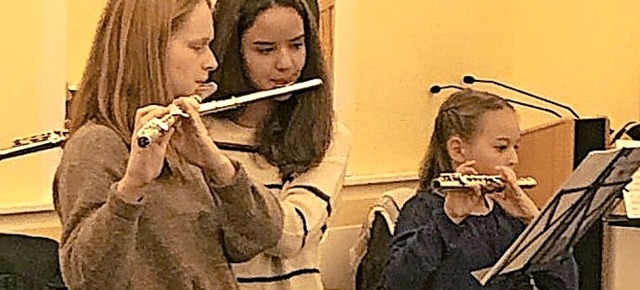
256, 45, 275, 54
190, 44, 205, 51
291, 41, 305, 49
189, 39, 211, 52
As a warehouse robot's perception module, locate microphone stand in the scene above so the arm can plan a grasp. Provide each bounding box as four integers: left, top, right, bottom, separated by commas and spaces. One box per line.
462, 75, 580, 118
429, 84, 563, 118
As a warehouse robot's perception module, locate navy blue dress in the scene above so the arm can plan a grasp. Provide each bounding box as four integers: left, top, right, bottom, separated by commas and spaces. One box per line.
381, 191, 578, 290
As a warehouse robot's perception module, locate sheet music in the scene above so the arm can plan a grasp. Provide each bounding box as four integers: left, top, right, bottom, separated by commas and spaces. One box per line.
472, 146, 640, 285
615, 140, 640, 218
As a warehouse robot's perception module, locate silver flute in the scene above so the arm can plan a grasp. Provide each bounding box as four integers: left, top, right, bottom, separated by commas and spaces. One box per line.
431, 173, 537, 190
136, 78, 323, 148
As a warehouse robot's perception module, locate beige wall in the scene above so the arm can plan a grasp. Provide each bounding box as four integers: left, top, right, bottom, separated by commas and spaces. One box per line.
0, 1, 105, 213
2, 1, 640, 234
1, 2, 640, 289
508, 2, 640, 129
66, 0, 109, 85
335, 0, 640, 176
0, 1, 66, 212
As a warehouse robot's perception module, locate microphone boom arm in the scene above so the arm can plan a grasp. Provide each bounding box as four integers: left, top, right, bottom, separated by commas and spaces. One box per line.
463, 75, 580, 118
429, 84, 563, 118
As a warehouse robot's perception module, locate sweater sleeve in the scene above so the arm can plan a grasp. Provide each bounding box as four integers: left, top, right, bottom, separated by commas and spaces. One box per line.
266, 123, 352, 257
203, 160, 284, 263
54, 125, 145, 290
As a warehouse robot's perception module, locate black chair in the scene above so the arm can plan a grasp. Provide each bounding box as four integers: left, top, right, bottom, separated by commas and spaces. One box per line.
0, 233, 66, 290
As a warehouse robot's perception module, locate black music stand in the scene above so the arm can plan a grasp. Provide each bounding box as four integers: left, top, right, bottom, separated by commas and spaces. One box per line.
472, 147, 640, 286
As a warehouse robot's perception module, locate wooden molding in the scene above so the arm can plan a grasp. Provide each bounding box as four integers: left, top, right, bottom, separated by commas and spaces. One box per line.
318, 0, 334, 12
318, 0, 334, 76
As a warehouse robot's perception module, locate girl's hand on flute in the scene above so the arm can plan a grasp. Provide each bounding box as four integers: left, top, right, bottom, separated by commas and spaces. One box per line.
118, 105, 175, 201
443, 160, 492, 224
487, 166, 540, 224
171, 96, 236, 185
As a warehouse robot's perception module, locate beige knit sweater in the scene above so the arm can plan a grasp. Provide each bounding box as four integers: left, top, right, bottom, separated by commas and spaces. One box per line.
53, 122, 283, 290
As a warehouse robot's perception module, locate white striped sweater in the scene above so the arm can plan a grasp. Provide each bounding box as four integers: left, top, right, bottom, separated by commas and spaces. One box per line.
205, 117, 351, 290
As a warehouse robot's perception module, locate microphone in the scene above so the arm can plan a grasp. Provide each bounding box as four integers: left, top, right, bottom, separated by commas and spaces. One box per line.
430, 84, 464, 94
463, 75, 579, 118
429, 83, 562, 118
610, 121, 640, 144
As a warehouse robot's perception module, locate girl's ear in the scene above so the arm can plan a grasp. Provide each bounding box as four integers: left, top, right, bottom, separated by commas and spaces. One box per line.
447, 136, 467, 164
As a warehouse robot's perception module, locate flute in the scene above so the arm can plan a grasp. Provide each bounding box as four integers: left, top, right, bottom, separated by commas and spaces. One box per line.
136, 78, 323, 148
0, 130, 68, 161
431, 173, 537, 190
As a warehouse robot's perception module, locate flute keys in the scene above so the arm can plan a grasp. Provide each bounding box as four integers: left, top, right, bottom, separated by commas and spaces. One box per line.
168, 106, 189, 118
191, 94, 203, 103
431, 173, 537, 191
137, 118, 170, 148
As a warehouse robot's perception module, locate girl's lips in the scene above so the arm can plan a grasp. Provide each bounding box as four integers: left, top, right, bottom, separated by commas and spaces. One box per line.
195, 82, 218, 99
271, 79, 295, 87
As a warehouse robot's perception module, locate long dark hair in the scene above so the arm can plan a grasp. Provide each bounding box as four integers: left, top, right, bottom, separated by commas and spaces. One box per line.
418, 89, 514, 190
211, 0, 333, 178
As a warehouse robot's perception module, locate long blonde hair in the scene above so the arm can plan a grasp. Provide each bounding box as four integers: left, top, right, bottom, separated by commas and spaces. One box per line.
69, 0, 211, 144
